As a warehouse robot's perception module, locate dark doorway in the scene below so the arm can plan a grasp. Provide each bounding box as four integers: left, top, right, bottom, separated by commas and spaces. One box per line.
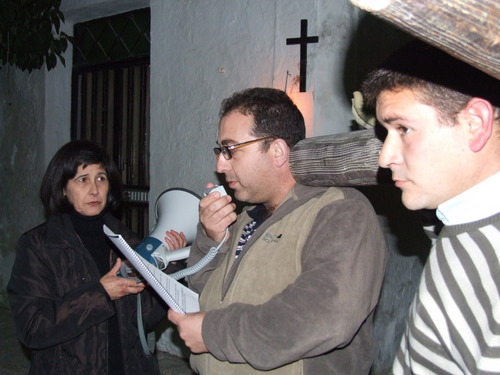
71, 8, 150, 237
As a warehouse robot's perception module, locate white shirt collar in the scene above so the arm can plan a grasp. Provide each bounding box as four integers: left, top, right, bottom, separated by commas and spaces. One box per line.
437, 172, 500, 226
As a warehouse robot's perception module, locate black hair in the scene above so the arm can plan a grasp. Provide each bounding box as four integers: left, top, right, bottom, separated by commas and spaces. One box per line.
360, 40, 500, 125
40, 140, 122, 215
219, 87, 305, 149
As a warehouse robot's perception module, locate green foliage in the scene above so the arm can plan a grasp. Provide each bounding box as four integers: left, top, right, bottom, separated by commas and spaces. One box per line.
0, 0, 73, 72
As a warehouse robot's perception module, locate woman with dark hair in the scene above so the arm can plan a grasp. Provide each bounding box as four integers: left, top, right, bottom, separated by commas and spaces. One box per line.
7, 140, 186, 375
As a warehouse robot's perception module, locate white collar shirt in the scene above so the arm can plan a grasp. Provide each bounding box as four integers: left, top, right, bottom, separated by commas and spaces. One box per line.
437, 172, 500, 226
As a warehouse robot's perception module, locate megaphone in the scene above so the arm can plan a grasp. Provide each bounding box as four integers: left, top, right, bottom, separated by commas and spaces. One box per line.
135, 188, 200, 269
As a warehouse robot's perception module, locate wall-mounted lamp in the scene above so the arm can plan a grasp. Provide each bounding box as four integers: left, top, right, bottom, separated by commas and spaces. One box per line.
288, 90, 314, 138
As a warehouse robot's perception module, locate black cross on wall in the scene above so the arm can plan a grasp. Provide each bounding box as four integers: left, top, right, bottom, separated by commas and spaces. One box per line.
286, 19, 319, 92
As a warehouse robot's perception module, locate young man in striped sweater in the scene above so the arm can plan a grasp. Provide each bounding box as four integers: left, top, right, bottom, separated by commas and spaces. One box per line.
361, 40, 500, 374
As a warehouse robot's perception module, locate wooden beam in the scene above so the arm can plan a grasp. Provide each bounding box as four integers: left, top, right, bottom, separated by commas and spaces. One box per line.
290, 129, 391, 187
350, 0, 500, 80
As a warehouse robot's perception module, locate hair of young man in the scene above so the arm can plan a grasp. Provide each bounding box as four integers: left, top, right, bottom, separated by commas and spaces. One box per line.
40, 139, 122, 215
360, 40, 500, 127
219, 87, 306, 150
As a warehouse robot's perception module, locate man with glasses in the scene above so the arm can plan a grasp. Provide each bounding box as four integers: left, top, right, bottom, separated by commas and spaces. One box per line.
168, 87, 388, 375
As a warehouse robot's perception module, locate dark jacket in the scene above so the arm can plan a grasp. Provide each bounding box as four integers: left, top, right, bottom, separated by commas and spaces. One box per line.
7, 212, 167, 375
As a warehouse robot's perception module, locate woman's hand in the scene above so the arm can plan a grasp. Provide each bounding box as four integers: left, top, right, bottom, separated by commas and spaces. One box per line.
100, 258, 145, 300
164, 230, 187, 250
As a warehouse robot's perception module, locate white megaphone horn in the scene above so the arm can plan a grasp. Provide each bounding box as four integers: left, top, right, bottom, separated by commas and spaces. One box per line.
134, 188, 200, 269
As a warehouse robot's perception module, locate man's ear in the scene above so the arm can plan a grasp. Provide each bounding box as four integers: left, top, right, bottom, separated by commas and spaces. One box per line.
271, 139, 290, 168
466, 98, 494, 152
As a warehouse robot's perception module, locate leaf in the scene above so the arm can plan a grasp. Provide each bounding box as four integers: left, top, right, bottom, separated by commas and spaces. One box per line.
53, 16, 61, 33
60, 37, 68, 50
47, 53, 57, 70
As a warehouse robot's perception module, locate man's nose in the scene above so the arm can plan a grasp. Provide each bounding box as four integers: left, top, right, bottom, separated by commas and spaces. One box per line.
215, 154, 230, 173
378, 135, 401, 168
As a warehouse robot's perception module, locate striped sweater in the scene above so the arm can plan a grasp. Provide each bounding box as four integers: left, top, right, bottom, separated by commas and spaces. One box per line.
392, 212, 500, 374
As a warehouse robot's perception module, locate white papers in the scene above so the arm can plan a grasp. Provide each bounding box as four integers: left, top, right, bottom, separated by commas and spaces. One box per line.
103, 225, 199, 314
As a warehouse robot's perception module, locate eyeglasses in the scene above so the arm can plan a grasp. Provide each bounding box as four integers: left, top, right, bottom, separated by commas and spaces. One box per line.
213, 136, 276, 160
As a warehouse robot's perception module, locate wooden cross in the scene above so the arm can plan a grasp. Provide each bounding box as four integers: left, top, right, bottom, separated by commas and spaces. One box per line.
286, 19, 319, 92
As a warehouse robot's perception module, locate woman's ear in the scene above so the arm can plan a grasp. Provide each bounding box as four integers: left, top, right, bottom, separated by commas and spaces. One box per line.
271, 139, 290, 168
466, 98, 494, 152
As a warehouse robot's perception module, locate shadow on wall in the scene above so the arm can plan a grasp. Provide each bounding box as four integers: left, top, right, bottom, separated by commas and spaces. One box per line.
342, 12, 414, 113
358, 186, 431, 375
